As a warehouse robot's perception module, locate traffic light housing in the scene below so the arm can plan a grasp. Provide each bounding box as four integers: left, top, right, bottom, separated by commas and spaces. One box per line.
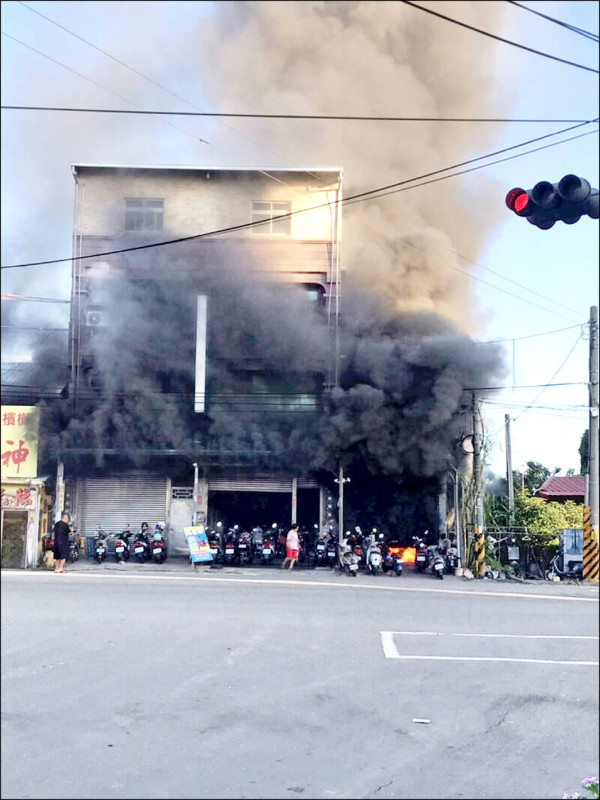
505, 174, 599, 229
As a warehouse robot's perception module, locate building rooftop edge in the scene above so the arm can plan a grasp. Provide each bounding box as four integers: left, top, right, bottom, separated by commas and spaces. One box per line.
72, 163, 344, 175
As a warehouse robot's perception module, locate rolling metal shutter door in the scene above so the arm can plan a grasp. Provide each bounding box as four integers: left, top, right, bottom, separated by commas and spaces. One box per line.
208, 477, 319, 492
76, 475, 168, 536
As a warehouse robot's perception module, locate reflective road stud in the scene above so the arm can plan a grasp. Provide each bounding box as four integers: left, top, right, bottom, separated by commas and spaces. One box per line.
583, 506, 599, 584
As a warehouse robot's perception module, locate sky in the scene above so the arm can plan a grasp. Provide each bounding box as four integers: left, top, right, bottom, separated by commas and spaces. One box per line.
1, 0, 598, 480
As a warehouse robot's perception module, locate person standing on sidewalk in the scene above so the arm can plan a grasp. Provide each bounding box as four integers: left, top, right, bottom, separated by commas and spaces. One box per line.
53, 513, 72, 573
282, 524, 300, 570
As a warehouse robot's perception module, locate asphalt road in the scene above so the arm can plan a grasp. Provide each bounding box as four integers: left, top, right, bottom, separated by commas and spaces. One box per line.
1, 563, 598, 800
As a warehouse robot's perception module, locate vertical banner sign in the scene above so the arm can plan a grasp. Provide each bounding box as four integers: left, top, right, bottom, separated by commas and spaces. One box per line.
183, 525, 213, 563
195, 295, 207, 413
1, 406, 39, 478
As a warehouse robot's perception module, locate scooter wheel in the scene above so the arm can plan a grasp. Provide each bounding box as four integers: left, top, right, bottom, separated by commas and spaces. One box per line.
137, 556, 145, 564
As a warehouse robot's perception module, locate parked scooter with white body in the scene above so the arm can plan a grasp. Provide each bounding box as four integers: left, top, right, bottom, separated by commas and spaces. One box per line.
94, 529, 108, 564
428, 546, 445, 580
366, 531, 384, 575
340, 534, 359, 577
114, 525, 133, 563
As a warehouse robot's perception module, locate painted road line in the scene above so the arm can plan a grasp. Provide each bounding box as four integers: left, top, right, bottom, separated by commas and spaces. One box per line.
380, 631, 599, 666
387, 631, 599, 640
2, 570, 599, 602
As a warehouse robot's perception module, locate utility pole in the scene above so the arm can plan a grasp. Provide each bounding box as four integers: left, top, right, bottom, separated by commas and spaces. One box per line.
583, 306, 599, 583
589, 306, 599, 532
54, 461, 64, 524
472, 392, 485, 576
505, 414, 514, 526
335, 465, 350, 567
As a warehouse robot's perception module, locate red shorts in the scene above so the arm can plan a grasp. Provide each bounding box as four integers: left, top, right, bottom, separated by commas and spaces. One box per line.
286, 547, 299, 559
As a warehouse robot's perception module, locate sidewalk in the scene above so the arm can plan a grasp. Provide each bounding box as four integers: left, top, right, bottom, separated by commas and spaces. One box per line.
30, 555, 600, 598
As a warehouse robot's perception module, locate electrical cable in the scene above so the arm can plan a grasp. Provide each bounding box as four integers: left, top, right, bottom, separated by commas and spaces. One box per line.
512, 331, 584, 422
2, 119, 597, 271
401, 1, 599, 73
1, 293, 70, 303
11, 1, 327, 184
506, 1, 600, 42
1, 325, 68, 331
2, 105, 595, 124
481, 323, 586, 344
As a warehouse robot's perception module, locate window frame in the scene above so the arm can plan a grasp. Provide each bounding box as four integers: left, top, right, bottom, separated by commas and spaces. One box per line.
250, 200, 292, 235
124, 197, 164, 232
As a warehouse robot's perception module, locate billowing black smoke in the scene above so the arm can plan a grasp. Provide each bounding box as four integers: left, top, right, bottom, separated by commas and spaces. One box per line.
39, 235, 505, 532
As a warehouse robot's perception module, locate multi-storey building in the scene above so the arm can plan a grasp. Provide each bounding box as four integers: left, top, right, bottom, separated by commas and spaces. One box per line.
66, 164, 343, 551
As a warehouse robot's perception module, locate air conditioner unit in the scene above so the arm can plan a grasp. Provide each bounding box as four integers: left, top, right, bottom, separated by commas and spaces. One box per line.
85, 310, 105, 327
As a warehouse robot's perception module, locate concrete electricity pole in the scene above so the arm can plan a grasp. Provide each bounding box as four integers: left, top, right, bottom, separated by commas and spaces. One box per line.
583, 306, 599, 584
472, 392, 485, 576
588, 306, 599, 531
505, 414, 515, 526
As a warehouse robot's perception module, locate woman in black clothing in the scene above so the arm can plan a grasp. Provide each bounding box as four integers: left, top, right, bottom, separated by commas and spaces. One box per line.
53, 513, 71, 573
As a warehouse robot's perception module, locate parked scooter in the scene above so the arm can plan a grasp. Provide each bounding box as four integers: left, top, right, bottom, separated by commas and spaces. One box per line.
341, 547, 359, 577
68, 527, 80, 564
223, 525, 239, 566
261, 526, 276, 566
326, 537, 338, 569
314, 528, 328, 567
413, 534, 428, 573
237, 528, 253, 566
545, 552, 583, 581
150, 522, 167, 564
94, 529, 108, 563
428, 546, 445, 580
207, 523, 224, 565
251, 525, 264, 561
340, 533, 359, 577
114, 525, 133, 563
365, 531, 385, 575
383, 540, 403, 576
132, 522, 151, 563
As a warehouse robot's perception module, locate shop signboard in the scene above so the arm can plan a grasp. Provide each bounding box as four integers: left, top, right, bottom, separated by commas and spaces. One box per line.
1, 484, 37, 509
183, 525, 213, 564
1, 406, 39, 479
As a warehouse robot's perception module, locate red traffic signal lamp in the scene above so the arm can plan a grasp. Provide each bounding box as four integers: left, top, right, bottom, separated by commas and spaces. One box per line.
505, 174, 599, 229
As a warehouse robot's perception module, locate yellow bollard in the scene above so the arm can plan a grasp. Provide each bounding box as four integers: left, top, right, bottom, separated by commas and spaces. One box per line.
583, 506, 599, 583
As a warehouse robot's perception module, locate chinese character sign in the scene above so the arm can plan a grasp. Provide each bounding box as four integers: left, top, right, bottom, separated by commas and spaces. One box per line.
183, 525, 213, 564
1, 405, 39, 478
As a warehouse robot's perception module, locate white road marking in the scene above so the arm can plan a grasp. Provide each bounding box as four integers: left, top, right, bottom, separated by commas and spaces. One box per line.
386, 631, 599, 640
380, 630, 599, 666
2, 570, 599, 603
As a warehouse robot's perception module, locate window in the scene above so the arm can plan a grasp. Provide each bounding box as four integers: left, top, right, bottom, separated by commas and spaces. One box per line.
125, 198, 164, 231
251, 201, 291, 235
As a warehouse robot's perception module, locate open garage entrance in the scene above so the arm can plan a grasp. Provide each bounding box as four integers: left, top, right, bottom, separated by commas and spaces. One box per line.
207, 484, 320, 532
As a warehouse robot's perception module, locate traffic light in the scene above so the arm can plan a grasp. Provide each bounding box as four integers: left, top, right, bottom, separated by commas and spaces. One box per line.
505, 174, 599, 229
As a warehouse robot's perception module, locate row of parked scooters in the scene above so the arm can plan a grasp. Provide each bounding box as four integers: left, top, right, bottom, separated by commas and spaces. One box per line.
206, 523, 458, 579
93, 522, 168, 564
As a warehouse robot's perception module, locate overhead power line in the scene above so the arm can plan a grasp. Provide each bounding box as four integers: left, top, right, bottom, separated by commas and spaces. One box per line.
513, 331, 584, 422
1, 325, 68, 331
1, 293, 70, 303
507, 1, 600, 42
10, 2, 326, 184
2, 119, 597, 271
402, 0, 599, 73
1, 105, 594, 124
